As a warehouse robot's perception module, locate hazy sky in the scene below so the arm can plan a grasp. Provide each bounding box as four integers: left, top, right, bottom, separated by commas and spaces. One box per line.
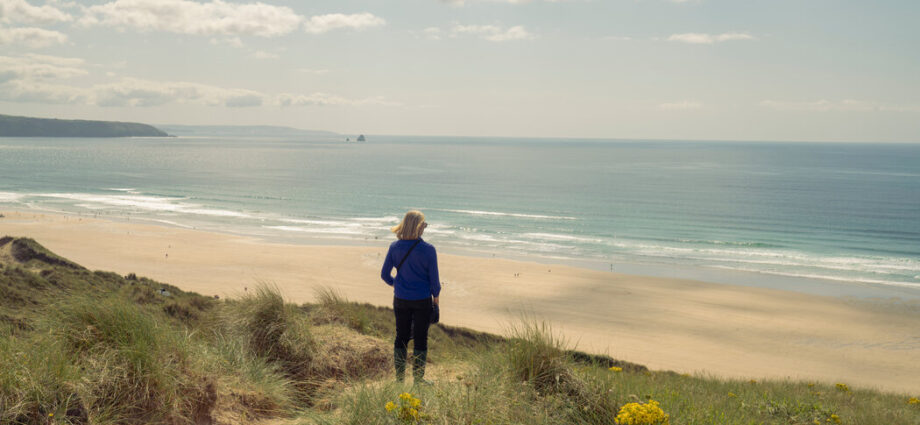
1, 0, 918, 141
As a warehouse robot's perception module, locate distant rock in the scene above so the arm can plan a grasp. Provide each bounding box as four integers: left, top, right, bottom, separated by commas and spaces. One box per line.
357, 134, 366, 142
0, 114, 169, 137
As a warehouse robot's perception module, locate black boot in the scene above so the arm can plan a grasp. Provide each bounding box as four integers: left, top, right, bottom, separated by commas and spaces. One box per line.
394, 346, 407, 382
412, 350, 430, 385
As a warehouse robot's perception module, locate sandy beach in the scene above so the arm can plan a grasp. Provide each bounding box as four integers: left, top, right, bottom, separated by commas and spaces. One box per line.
2, 210, 918, 394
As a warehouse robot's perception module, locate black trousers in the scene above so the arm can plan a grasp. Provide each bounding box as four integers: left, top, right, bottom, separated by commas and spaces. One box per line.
394, 297, 432, 352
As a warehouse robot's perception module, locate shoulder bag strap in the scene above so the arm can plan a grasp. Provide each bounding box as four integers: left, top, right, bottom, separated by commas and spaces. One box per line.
396, 239, 422, 271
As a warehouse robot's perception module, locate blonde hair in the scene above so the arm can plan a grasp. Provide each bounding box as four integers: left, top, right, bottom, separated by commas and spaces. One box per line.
392, 210, 426, 240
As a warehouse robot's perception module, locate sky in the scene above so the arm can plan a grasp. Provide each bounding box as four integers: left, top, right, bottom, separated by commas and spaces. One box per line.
0, 0, 918, 142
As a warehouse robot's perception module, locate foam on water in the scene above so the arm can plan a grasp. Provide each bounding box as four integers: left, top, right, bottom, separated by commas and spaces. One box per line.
1, 136, 917, 295
0, 192, 23, 202
427, 208, 577, 221
38, 192, 254, 219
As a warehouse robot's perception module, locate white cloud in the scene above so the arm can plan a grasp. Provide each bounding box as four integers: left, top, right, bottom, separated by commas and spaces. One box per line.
277, 92, 399, 107
0, 0, 72, 24
0, 25, 67, 47
451, 24, 535, 41
92, 77, 266, 107
302, 13, 385, 34
80, 0, 303, 37
760, 99, 920, 113
667, 32, 754, 44
0, 53, 395, 109
658, 101, 703, 111
0, 79, 87, 103
0, 53, 85, 81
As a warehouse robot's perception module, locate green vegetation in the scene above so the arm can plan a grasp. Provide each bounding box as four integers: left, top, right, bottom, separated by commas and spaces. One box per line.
1, 236, 918, 424
0, 114, 168, 137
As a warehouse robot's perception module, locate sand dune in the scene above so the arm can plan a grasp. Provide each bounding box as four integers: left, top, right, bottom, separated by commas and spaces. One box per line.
2, 210, 918, 394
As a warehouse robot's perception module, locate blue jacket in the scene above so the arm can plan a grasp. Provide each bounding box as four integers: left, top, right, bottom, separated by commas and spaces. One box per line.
381, 238, 441, 300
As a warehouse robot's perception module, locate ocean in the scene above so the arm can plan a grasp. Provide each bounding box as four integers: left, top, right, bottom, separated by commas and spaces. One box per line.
1, 134, 918, 298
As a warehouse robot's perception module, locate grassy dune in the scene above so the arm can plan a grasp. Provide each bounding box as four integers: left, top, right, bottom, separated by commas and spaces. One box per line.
1, 236, 918, 425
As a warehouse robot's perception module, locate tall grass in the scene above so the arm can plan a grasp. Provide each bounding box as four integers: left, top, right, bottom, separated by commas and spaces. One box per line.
217, 284, 319, 406
46, 296, 214, 424
0, 329, 82, 424
313, 287, 372, 334
3, 239, 919, 425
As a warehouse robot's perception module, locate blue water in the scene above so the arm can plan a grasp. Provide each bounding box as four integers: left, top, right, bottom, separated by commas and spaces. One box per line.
1, 135, 919, 296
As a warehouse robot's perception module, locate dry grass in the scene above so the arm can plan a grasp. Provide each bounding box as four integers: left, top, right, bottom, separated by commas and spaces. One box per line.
3, 237, 920, 425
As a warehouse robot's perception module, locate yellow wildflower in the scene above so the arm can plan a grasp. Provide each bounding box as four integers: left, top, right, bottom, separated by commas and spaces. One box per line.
408, 408, 419, 420
727, 392, 737, 398
813, 421, 821, 425
399, 392, 413, 400
609, 366, 623, 372
385, 401, 397, 412
835, 383, 849, 392
828, 413, 841, 424
48, 413, 54, 418
410, 397, 421, 408
749, 379, 757, 384
908, 397, 920, 405
615, 399, 670, 425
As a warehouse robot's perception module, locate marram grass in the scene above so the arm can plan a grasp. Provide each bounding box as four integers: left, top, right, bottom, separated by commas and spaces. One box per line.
2, 237, 920, 424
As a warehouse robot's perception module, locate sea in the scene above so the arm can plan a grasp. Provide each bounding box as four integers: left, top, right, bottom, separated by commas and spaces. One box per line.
1, 134, 919, 299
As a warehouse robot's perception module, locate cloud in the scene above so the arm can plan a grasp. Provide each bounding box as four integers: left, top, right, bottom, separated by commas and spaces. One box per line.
80, 0, 303, 37
0, 0, 72, 24
667, 32, 754, 44
658, 101, 703, 111
0, 25, 67, 47
302, 13, 385, 34
0, 53, 85, 81
760, 99, 920, 113
0, 53, 395, 109
0, 53, 87, 102
451, 24, 535, 41
0, 79, 87, 103
277, 92, 400, 107
92, 77, 266, 107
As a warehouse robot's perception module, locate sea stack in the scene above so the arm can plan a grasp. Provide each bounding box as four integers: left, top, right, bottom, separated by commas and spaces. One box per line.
357, 134, 366, 142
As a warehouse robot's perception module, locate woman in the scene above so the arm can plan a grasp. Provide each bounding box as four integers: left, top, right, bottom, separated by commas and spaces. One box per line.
381, 210, 441, 383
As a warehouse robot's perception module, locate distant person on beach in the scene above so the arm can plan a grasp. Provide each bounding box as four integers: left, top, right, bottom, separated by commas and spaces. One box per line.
380, 210, 441, 384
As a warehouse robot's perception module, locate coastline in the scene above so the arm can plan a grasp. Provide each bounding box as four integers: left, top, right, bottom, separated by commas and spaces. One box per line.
2, 210, 919, 394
